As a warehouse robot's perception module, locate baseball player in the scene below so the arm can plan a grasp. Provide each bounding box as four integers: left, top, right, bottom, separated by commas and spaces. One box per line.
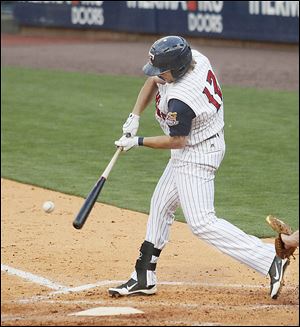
109, 36, 290, 299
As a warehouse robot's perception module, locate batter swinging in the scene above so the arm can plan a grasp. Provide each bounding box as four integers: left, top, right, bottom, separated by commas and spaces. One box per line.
109, 36, 290, 299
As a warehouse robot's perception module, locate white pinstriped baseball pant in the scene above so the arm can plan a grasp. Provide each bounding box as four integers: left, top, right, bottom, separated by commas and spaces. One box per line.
131, 133, 275, 286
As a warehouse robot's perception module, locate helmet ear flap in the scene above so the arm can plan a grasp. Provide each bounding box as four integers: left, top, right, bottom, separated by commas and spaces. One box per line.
171, 66, 187, 80
171, 46, 193, 80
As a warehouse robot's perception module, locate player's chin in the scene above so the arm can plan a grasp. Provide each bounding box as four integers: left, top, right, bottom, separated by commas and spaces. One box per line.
153, 76, 166, 85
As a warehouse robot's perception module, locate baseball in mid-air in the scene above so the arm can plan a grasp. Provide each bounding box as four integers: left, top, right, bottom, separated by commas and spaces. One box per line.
42, 201, 55, 213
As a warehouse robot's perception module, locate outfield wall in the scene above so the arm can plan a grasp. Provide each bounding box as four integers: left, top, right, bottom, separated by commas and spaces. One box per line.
13, 1, 299, 44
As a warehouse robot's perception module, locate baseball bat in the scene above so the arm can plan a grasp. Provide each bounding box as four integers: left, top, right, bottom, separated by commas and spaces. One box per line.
73, 147, 122, 229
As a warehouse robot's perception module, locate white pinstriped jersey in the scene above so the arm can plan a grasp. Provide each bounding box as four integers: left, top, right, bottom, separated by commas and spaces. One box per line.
155, 49, 224, 163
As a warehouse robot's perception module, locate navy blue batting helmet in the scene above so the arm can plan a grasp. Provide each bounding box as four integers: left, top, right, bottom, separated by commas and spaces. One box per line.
143, 36, 192, 80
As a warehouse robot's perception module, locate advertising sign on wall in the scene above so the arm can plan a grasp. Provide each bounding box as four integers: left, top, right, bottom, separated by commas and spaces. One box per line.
13, 1, 299, 43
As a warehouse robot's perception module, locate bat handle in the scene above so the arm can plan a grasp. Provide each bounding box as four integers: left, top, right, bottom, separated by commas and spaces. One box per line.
101, 147, 122, 179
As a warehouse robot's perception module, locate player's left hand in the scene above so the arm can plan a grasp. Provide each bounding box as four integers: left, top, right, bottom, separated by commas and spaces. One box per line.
115, 135, 139, 152
123, 113, 140, 137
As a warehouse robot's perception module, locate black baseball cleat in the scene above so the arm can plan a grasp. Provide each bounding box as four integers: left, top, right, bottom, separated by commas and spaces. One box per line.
108, 278, 157, 297
269, 255, 290, 299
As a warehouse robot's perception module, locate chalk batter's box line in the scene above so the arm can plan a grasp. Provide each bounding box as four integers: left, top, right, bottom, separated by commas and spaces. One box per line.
1, 263, 297, 304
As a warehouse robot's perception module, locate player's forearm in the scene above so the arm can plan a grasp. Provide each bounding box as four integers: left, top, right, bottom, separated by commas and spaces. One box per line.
142, 135, 187, 149
132, 78, 158, 116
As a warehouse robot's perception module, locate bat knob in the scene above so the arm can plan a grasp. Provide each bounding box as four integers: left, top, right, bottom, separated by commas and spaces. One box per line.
125, 133, 131, 138
73, 221, 82, 229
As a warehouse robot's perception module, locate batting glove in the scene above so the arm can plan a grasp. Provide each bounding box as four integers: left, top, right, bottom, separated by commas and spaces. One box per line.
122, 113, 140, 137
115, 135, 144, 152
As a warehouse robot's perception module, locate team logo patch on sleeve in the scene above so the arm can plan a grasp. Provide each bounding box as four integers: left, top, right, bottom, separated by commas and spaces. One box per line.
165, 112, 179, 126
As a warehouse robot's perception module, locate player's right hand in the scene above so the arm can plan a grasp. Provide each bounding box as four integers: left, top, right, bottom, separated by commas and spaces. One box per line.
115, 135, 139, 152
123, 113, 140, 137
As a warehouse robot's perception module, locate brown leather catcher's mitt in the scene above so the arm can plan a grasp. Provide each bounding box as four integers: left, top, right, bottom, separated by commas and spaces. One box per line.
266, 215, 297, 259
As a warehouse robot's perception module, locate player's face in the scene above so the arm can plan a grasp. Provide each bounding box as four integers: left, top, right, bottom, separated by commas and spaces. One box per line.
158, 71, 174, 83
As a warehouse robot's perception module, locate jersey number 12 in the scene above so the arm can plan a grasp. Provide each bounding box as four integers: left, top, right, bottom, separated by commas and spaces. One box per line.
202, 70, 223, 111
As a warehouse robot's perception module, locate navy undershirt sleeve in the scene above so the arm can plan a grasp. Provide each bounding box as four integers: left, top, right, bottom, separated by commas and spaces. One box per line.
167, 99, 196, 137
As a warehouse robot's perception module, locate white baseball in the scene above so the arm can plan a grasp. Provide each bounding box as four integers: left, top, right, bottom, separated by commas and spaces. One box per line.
42, 201, 55, 213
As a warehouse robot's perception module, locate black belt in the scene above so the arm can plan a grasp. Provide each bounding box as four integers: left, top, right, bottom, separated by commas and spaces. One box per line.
204, 133, 219, 142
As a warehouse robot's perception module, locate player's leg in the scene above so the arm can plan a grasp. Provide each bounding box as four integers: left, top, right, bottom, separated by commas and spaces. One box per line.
176, 160, 289, 298
175, 134, 275, 274
145, 160, 180, 249
109, 160, 179, 296
176, 163, 289, 298
176, 158, 275, 274
130, 159, 179, 286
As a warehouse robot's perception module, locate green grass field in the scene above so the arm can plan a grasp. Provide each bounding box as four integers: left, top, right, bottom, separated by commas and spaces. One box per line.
1, 66, 299, 237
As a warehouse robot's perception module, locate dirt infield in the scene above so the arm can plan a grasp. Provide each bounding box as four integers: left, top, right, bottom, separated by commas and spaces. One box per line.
1, 33, 299, 326
1, 178, 299, 326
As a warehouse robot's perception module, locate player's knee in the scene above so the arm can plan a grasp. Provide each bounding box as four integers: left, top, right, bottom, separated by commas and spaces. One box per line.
150, 197, 174, 219
189, 223, 207, 236
188, 212, 217, 235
